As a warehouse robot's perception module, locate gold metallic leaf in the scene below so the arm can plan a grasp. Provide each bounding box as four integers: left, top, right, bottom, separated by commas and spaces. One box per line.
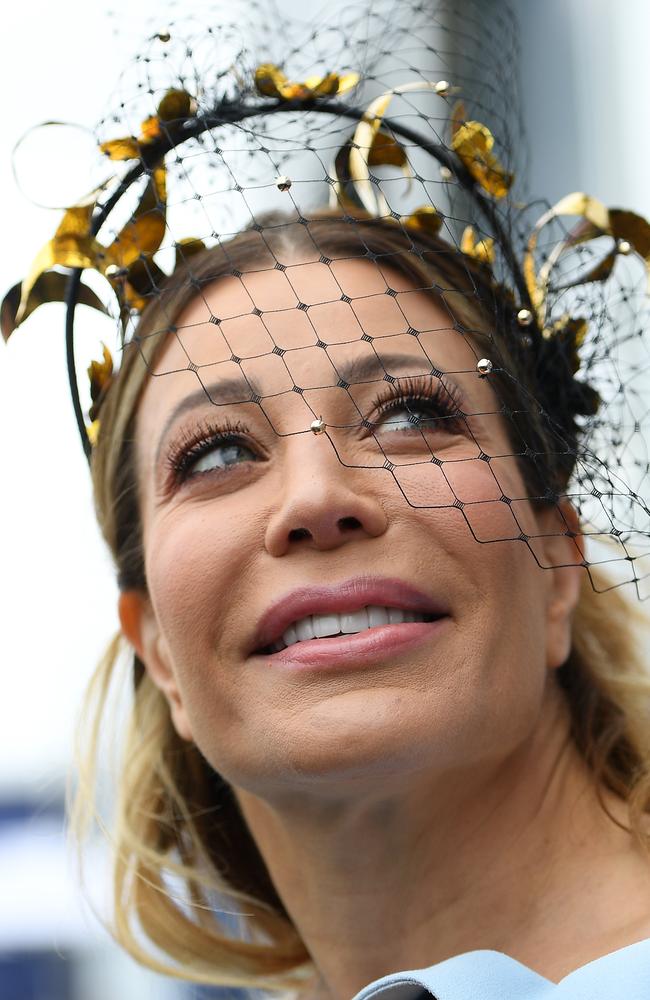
544, 192, 610, 233
254, 63, 359, 101
141, 116, 162, 141
1, 272, 108, 341
99, 93, 192, 167
99, 113, 166, 161
254, 63, 288, 98
348, 91, 394, 215
460, 226, 495, 265
100, 137, 142, 160
15, 203, 101, 326
104, 167, 166, 270
87, 420, 101, 447
87, 343, 113, 403
304, 71, 360, 96
522, 252, 543, 319
56, 203, 94, 238
450, 120, 513, 198
304, 72, 341, 96
329, 138, 366, 212
157, 88, 194, 121
349, 82, 453, 215
450, 101, 466, 138
116, 256, 168, 313
404, 205, 444, 236
368, 130, 408, 169
348, 90, 395, 214
524, 194, 611, 327
609, 209, 650, 264
331, 72, 360, 95
174, 237, 207, 269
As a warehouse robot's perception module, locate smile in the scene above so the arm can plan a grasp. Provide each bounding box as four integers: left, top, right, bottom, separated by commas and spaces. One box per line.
267, 606, 439, 652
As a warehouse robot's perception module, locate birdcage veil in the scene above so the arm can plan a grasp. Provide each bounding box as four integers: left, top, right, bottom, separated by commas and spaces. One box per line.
4, 0, 650, 597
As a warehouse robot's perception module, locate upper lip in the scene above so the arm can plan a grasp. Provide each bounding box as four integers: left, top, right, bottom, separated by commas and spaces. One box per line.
250, 576, 450, 654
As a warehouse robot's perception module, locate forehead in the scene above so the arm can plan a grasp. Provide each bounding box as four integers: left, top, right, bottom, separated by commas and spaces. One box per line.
145, 255, 484, 391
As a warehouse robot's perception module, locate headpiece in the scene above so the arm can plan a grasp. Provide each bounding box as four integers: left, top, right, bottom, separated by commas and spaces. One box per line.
3, 0, 650, 596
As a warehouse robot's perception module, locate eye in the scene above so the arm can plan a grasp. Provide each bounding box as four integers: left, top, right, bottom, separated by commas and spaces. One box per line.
165, 418, 261, 488
375, 398, 446, 434
370, 377, 466, 437
190, 439, 257, 475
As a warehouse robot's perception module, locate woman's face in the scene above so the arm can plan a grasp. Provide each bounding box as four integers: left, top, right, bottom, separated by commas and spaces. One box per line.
122, 253, 581, 799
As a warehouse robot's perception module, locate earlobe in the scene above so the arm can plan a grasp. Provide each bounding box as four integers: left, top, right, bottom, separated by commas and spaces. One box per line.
118, 590, 150, 663
117, 591, 194, 742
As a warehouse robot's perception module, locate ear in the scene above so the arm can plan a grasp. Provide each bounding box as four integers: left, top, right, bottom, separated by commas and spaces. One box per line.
534, 501, 585, 671
118, 591, 194, 742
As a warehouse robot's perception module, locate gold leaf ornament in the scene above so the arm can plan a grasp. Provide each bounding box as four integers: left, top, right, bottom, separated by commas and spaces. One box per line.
100, 136, 142, 161
13, 203, 102, 327
609, 209, 650, 272
157, 88, 194, 121
367, 131, 409, 170
460, 226, 495, 265
524, 193, 611, 325
450, 104, 513, 199
174, 237, 207, 269
100, 89, 195, 161
346, 82, 444, 215
6, 158, 167, 334
87, 420, 101, 447
1, 272, 108, 341
254, 63, 359, 101
104, 166, 167, 272
88, 343, 114, 405
87, 343, 115, 444
403, 205, 444, 236
524, 193, 650, 328
86, 420, 99, 448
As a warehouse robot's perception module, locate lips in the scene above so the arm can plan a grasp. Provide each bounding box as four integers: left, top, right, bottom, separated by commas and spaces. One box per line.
250, 576, 450, 655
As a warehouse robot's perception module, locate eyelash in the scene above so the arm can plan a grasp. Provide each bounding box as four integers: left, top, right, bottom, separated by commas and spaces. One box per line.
368, 375, 466, 432
164, 376, 466, 489
165, 417, 255, 488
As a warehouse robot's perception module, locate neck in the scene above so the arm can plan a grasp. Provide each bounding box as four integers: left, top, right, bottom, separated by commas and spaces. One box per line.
234, 682, 650, 998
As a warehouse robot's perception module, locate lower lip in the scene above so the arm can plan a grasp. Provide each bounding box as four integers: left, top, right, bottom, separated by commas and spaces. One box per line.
254, 618, 450, 669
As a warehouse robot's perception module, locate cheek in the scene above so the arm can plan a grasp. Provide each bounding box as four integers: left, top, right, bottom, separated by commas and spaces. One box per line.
391, 452, 527, 544
144, 506, 253, 664
392, 479, 552, 761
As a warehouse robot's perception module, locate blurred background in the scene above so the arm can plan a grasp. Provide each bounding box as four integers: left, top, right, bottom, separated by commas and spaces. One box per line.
1, 1, 649, 997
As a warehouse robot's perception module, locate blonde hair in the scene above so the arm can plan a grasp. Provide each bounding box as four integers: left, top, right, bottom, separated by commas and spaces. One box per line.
69, 213, 650, 992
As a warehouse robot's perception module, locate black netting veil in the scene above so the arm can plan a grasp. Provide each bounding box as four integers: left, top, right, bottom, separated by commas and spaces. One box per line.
5, 0, 650, 597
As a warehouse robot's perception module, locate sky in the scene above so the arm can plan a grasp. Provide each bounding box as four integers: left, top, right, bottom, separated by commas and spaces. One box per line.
1, 0, 650, 802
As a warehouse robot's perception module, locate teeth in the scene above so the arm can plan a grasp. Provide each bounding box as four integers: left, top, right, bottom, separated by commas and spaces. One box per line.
340, 608, 369, 633
276, 606, 431, 651
368, 606, 390, 627
312, 613, 340, 639
283, 623, 298, 647
295, 617, 315, 641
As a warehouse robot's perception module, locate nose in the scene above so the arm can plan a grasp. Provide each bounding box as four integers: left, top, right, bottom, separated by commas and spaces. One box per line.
264, 432, 388, 557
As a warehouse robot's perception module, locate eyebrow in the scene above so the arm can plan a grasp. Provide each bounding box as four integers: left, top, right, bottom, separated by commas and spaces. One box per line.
154, 350, 465, 463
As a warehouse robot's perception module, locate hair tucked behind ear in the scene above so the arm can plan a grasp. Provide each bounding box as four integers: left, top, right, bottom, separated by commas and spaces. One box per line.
69, 213, 650, 993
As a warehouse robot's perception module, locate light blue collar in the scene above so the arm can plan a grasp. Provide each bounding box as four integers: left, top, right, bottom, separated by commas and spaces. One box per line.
352, 937, 650, 1000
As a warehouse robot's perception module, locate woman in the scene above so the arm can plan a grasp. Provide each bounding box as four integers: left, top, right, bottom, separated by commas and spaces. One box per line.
72, 212, 650, 998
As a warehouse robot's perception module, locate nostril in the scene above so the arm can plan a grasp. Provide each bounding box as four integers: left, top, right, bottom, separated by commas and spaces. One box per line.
338, 516, 362, 532
288, 527, 312, 542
